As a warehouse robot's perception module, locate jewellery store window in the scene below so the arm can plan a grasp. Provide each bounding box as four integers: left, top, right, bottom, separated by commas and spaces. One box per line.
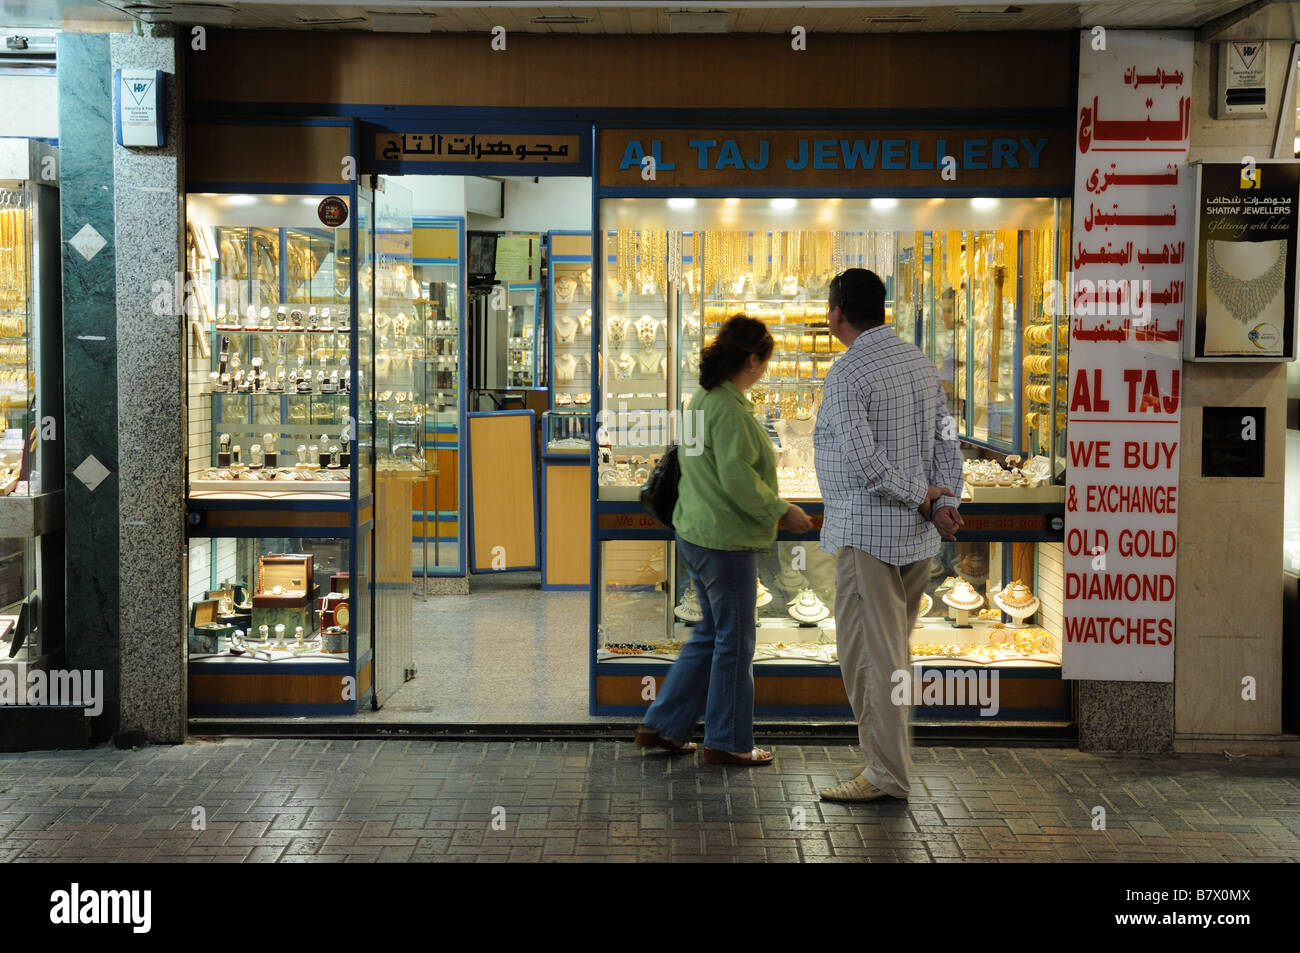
185, 193, 360, 500
594, 195, 1071, 695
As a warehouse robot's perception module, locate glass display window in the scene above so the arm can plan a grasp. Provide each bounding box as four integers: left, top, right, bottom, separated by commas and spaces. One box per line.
186, 535, 367, 668
186, 193, 357, 500
594, 537, 1062, 667
549, 232, 594, 411
598, 196, 1069, 506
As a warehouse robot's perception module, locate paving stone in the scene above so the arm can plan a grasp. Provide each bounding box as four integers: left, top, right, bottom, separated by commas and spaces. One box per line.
1, 740, 1297, 863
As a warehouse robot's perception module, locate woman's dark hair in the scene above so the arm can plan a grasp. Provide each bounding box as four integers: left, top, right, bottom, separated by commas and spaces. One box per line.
699, 314, 774, 390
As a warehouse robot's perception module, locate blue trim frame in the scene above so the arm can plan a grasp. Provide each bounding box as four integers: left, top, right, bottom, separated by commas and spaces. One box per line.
465, 409, 541, 573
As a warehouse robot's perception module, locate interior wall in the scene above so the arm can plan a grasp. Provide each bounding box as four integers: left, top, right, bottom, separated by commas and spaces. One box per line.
391, 175, 591, 232
468, 177, 591, 233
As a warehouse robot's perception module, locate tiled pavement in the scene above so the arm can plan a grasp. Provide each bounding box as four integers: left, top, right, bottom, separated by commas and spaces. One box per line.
0, 739, 1296, 862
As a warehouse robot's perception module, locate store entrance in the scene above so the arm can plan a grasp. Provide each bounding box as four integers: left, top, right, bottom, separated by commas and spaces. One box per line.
364, 173, 599, 722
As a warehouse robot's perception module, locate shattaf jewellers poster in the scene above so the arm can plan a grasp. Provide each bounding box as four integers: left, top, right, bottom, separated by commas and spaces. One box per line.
1188, 160, 1300, 360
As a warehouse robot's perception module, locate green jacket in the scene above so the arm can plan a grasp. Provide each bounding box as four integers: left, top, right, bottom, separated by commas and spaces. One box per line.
673, 380, 789, 551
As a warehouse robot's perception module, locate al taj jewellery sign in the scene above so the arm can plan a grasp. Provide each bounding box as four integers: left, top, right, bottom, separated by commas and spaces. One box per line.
598, 128, 1073, 189
376, 132, 582, 164
1063, 28, 1193, 683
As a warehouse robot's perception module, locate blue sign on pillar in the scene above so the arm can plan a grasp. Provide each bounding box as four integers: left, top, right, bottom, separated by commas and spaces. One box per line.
114, 69, 164, 147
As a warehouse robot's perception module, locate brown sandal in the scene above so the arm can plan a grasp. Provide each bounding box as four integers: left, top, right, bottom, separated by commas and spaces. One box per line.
635, 726, 697, 754
701, 745, 774, 766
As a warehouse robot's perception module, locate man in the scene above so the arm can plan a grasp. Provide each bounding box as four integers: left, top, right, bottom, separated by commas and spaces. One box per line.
813, 268, 964, 802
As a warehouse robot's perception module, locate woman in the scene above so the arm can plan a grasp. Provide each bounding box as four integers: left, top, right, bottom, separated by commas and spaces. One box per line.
636, 315, 814, 765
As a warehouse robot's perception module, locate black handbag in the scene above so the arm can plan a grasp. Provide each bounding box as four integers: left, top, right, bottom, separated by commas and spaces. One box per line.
639, 445, 681, 528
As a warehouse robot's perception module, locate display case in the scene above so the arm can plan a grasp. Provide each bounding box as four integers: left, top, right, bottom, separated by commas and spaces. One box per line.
596, 227, 677, 499
591, 196, 1072, 719
185, 185, 376, 715
548, 231, 594, 411
185, 535, 370, 713
412, 216, 465, 576
187, 195, 357, 500
0, 139, 64, 690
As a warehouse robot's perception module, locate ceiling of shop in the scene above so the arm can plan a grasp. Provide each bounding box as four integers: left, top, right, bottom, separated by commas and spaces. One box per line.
0, 0, 1281, 35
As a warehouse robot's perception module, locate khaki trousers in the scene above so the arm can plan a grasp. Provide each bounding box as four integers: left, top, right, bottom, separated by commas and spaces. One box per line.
834, 547, 931, 798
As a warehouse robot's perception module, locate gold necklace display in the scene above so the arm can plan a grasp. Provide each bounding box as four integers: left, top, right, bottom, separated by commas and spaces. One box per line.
0, 202, 29, 314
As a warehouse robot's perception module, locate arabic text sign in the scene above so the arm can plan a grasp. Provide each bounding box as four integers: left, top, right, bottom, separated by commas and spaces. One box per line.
1064, 29, 1193, 683
376, 133, 581, 164
1187, 161, 1300, 360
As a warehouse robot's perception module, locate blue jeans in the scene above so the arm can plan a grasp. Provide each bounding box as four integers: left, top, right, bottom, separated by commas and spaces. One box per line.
643, 536, 757, 752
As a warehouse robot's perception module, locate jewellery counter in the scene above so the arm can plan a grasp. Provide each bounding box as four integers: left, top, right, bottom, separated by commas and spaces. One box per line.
589, 198, 1074, 722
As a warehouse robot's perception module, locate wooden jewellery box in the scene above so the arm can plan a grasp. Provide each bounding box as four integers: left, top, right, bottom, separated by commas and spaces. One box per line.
252, 553, 317, 636
189, 598, 234, 654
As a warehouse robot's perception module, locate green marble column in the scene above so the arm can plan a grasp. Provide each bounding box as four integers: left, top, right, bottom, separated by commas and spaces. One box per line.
58, 33, 120, 741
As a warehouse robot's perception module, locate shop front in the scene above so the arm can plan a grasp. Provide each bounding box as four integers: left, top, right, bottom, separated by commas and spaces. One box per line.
177, 27, 1083, 727
588, 129, 1076, 721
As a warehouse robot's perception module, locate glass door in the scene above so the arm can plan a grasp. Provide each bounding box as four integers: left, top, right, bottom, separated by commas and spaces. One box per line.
370, 177, 417, 706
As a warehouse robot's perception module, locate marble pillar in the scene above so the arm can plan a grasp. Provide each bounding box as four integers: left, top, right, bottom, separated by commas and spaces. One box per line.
57, 33, 120, 741
111, 26, 185, 743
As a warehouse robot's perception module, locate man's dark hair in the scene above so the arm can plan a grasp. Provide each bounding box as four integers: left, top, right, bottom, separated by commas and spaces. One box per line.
829, 268, 887, 331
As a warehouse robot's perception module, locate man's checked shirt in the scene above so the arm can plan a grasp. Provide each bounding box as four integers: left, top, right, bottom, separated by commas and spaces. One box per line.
813, 324, 963, 566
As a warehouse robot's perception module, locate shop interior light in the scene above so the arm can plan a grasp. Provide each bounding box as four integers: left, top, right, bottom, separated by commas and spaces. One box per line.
723, 197, 740, 205
972, 197, 999, 210
667, 197, 696, 210
226, 195, 257, 206
770, 198, 797, 211
870, 197, 899, 210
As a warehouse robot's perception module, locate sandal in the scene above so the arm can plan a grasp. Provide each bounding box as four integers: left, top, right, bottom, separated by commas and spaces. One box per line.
701, 746, 774, 766
634, 725, 697, 754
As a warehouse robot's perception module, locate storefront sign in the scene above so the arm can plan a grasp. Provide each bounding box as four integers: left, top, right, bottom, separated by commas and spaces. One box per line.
598, 128, 1074, 189
1064, 29, 1193, 683
1187, 161, 1300, 360
376, 132, 581, 163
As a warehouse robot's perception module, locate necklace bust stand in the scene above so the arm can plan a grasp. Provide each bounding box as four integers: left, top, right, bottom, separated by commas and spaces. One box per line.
942, 582, 983, 629
993, 580, 1039, 629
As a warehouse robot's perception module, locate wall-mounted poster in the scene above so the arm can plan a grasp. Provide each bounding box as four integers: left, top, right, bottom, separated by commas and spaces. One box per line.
1187, 160, 1300, 361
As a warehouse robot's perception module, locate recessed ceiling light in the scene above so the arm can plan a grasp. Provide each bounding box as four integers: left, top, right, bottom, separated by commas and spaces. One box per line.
667, 198, 696, 210
870, 198, 898, 210
770, 198, 797, 211
972, 197, 999, 210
